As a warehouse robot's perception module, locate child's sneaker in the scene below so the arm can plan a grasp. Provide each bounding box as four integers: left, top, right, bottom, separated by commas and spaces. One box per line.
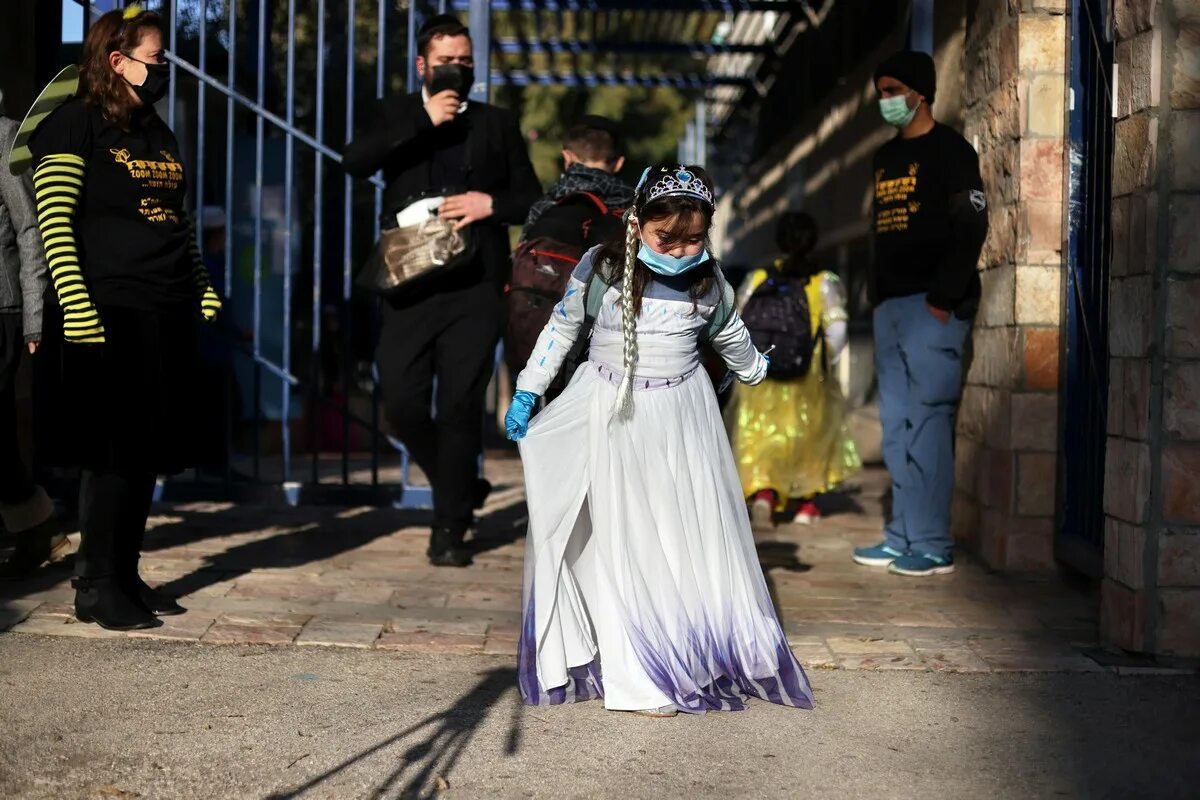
888, 553, 955, 577
632, 705, 678, 718
793, 501, 821, 525
851, 542, 905, 567
750, 490, 776, 531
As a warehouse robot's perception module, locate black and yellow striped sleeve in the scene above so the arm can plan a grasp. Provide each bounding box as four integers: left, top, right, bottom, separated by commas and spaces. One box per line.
32, 153, 105, 343
187, 230, 222, 322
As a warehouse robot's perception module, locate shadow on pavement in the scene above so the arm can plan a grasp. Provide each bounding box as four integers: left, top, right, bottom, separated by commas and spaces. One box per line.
266, 666, 521, 800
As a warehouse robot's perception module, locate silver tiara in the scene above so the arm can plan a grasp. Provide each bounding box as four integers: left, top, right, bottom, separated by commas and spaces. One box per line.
642, 167, 714, 207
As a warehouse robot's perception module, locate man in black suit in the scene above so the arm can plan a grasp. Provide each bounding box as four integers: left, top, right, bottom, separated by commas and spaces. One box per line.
343, 14, 541, 566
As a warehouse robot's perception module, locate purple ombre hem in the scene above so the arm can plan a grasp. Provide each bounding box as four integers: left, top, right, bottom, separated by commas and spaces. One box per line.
517, 596, 814, 712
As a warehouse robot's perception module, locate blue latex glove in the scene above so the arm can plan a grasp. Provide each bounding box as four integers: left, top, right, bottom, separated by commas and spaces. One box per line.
506, 390, 539, 442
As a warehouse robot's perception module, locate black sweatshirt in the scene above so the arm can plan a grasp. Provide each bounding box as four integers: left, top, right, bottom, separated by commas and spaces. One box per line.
871, 123, 989, 314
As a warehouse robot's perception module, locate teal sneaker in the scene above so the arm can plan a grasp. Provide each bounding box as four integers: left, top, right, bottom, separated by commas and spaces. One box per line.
852, 543, 906, 567
888, 553, 955, 577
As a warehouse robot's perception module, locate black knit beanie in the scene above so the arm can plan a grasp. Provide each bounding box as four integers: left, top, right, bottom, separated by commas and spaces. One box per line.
874, 51, 937, 104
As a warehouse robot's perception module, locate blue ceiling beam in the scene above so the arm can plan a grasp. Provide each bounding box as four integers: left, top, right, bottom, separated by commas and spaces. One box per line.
490, 70, 754, 88
454, 1, 810, 11
493, 38, 773, 56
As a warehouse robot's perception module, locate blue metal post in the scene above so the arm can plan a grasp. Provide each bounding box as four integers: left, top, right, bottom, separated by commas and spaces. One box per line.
342, 0, 357, 485
312, 0, 327, 485
468, 0, 491, 102
281, 0, 297, 485
910, 0, 934, 55
407, 1, 427, 93
253, 0, 268, 481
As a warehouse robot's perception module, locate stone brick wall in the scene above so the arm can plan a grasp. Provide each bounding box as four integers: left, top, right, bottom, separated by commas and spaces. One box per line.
954, 1, 1069, 572
1102, 0, 1200, 658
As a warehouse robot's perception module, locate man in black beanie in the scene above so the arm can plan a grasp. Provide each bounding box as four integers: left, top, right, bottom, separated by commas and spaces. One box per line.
852, 51, 989, 578
343, 14, 541, 567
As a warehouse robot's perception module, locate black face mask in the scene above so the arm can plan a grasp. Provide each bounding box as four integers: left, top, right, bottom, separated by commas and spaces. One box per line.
427, 63, 475, 98
124, 57, 171, 106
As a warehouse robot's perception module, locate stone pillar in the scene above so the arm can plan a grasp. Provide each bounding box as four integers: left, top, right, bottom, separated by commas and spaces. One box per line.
1103, 0, 1200, 658
955, 1, 1068, 572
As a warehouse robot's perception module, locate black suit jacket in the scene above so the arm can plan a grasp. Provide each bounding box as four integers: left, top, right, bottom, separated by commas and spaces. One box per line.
343, 92, 541, 304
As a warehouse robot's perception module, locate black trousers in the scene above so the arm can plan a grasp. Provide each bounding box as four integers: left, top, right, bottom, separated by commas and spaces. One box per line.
76, 469, 156, 580
376, 282, 501, 532
0, 314, 34, 507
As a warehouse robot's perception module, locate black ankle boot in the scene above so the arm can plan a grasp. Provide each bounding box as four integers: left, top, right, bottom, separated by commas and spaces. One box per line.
123, 572, 186, 616
73, 577, 162, 631
427, 527, 472, 567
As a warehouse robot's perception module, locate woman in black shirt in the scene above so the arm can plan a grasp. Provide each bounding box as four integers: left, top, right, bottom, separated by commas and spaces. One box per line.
30, 8, 221, 630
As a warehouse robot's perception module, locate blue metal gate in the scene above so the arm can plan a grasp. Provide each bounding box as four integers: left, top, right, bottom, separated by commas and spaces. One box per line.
73, 0, 804, 507
1059, 0, 1114, 576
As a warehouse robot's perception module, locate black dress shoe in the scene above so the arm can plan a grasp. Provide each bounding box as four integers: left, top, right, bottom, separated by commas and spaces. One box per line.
426, 526, 473, 567
73, 578, 162, 631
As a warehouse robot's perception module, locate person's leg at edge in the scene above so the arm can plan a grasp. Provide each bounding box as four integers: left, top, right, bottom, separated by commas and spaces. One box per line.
889, 307, 969, 575
428, 285, 502, 564
854, 297, 909, 566
74, 470, 159, 629
0, 315, 61, 573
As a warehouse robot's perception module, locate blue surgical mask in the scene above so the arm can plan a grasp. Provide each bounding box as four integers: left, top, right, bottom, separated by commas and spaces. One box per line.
637, 241, 710, 276
879, 93, 919, 127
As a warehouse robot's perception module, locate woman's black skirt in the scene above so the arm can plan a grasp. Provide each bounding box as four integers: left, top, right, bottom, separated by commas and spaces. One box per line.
36, 301, 202, 474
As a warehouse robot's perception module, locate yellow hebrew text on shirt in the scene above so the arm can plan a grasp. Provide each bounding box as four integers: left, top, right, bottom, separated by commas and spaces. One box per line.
110, 148, 185, 192
875, 162, 921, 234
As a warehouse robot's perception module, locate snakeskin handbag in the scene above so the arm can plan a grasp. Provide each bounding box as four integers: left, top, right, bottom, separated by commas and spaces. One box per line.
357, 195, 475, 296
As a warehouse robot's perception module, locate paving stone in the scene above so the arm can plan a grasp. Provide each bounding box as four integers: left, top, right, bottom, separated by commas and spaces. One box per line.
388, 587, 450, 609
9, 616, 126, 639
836, 654, 927, 670
332, 586, 396, 605
216, 611, 312, 627
296, 618, 384, 649
27, 602, 75, 618
482, 636, 519, 656
387, 617, 490, 637
201, 623, 302, 646
915, 647, 994, 673
791, 644, 838, 669
128, 614, 217, 642
375, 631, 485, 654
227, 581, 339, 602
826, 636, 917, 656
0, 601, 42, 630
445, 589, 523, 612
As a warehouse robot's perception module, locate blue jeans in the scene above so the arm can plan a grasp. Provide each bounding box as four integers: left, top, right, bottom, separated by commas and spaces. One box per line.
874, 294, 970, 560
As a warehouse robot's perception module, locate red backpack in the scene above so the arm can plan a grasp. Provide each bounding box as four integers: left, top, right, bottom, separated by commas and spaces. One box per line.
504, 193, 623, 388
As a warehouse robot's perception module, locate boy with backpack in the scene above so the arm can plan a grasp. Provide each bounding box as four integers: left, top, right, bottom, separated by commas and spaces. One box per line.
505, 116, 634, 397
725, 211, 861, 529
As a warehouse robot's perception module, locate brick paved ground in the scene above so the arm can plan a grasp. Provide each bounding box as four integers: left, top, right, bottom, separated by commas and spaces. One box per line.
0, 458, 1159, 674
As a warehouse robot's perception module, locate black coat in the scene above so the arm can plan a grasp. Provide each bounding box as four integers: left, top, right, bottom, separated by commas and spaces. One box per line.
343, 92, 541, 303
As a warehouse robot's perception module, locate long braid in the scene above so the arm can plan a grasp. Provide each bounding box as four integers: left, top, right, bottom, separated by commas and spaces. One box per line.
612, 216, 640, 421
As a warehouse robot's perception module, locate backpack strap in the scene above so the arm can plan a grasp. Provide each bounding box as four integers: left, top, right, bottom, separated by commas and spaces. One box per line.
700, 272, 736, 344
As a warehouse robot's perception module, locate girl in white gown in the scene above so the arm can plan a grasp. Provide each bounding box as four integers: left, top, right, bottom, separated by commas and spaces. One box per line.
505, 164, 814, 716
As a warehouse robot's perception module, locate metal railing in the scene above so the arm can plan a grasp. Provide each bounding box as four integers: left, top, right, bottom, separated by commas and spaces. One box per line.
1058, 0, 1114, 577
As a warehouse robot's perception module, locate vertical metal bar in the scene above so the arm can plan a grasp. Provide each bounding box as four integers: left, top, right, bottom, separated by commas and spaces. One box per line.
253, 0, 266, 481
468, 0, 490, 102
407, 0, 426, 93
342, 0, 356, 486
909, 0, 934, 56
224, 0, 237, 487
372, 0, 386, 487
196, 0, 208, 244
312, 0, 326, 486
168, 0, 178, 128
281, 0, 296, 484
695, 98, 707, 166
